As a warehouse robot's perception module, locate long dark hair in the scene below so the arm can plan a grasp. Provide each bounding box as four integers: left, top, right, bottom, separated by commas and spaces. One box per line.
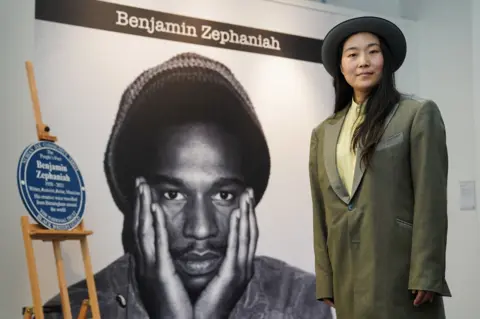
333, 35, 402, 169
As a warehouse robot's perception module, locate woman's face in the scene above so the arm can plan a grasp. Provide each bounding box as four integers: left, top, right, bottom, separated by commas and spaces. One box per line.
340, 32, 384, 95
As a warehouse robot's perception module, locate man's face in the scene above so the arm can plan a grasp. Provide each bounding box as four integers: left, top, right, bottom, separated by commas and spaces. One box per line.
147, 122, 246, 297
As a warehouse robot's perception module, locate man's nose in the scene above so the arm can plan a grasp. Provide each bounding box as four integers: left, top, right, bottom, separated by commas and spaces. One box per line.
183, 196, 219, 239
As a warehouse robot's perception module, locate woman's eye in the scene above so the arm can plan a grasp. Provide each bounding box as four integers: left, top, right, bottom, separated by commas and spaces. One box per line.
163, 191, 185, 200
212, 191, 234, 201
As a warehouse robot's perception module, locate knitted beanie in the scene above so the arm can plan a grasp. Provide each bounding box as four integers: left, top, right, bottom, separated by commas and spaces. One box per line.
103, 52, 271, 215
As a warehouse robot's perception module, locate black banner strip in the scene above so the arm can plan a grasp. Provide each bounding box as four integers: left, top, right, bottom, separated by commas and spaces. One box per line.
35, 0, 324, 64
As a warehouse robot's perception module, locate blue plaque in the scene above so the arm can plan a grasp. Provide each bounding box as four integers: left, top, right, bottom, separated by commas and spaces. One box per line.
17, 141, 86, 230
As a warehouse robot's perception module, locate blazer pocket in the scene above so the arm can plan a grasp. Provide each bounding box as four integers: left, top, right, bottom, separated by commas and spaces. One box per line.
376, 132, 404, 151
395, 218, 413, 230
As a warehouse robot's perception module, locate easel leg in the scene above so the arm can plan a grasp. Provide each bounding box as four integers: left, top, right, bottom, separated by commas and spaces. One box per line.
21, 216, 44, 319
80, 238, 101, 318
77, 300, 89, 319
23, 307, 33, 319
52, 241, 73, 319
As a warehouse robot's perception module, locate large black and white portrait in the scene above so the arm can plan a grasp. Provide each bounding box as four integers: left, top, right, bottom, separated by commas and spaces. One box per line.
42, 52, 332, 318
27, 0, 374, 318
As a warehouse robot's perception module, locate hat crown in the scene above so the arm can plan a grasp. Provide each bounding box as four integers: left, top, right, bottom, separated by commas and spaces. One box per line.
103, 52, 271, 214
321, 16, 407, 76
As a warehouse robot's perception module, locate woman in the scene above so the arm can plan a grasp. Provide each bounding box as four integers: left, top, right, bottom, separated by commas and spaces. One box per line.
309, 16, 451, 319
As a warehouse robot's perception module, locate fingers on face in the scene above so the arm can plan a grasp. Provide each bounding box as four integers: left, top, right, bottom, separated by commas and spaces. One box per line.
247, 188, 255, 206
134, 177, 155, 262
246, 188, 257, 278
151, 202, 169, 261
237, 192, 250, 267
223, 188, 257, 278
133, 177, 144, 260
142, 181, 155, 254
222, 205, 240, 274
246, 188, 258, 243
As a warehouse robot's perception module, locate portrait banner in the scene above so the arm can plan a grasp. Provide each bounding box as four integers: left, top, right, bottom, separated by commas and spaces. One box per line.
32, 0, 352, 318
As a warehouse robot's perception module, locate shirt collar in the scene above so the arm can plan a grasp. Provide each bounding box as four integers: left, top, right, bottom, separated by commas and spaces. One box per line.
351, 97, 367, 115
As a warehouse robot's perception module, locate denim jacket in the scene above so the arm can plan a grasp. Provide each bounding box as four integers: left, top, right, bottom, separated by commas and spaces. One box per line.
44, 253, 332, 319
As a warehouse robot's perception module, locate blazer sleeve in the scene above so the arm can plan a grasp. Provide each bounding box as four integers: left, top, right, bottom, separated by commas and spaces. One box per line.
408, 100, 451, 297
309, 128, 334, 300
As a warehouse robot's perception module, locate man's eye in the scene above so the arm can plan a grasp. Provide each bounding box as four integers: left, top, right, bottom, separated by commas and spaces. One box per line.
212, 191, 234, 201
163, 191, 185, 200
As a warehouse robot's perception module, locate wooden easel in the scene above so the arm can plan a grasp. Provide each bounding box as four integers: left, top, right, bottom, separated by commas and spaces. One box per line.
20, 61, 101, 319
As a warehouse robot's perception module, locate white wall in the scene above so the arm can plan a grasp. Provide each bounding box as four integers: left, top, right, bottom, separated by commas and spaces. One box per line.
0, 0, 477, 319
312, 0, 402, 18
0, 0, 37, 317
416, 0, 480, 317
474, 0, 480, 230
309, 0, 420, 20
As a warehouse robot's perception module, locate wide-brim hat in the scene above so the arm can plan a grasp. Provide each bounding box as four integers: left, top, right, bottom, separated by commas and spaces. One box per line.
321, 16, 407, 76
104, 52, 271, 216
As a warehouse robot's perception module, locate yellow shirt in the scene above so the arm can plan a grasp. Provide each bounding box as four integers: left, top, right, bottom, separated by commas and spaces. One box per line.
336, 99, 366, 196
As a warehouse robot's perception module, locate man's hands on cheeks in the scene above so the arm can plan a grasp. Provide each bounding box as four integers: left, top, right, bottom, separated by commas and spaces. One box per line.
194, 188, 258, 319
132, 178, 258, 319
133, 177, 193, 319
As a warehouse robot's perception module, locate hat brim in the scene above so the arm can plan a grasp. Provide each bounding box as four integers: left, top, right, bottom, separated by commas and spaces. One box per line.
321, 16, 407, 76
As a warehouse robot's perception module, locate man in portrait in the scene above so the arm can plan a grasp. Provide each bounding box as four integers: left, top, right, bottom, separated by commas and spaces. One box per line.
44, 52, 332, 319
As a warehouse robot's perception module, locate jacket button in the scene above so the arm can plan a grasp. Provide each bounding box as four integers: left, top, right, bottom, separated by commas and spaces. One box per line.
348, 204, 354, 211
116, 294, 126, 308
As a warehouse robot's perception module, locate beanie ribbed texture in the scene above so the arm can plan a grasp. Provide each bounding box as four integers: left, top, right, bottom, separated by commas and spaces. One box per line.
104, 52, 270, 215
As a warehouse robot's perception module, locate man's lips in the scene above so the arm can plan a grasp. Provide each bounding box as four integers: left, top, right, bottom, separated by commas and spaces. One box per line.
176, 250, 223, 276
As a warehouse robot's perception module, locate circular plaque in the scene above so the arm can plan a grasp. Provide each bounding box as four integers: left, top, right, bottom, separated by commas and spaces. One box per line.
17, 141, 86, 230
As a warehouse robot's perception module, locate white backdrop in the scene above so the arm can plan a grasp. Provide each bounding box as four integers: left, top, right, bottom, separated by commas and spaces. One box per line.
1, 0, 419, 317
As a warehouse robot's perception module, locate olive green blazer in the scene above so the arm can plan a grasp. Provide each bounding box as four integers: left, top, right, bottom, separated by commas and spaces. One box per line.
309, 96, 451, 319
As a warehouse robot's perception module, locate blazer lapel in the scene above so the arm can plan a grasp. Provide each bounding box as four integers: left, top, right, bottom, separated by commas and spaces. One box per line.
349, 102, 401, 202
324, 109, 350, 205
